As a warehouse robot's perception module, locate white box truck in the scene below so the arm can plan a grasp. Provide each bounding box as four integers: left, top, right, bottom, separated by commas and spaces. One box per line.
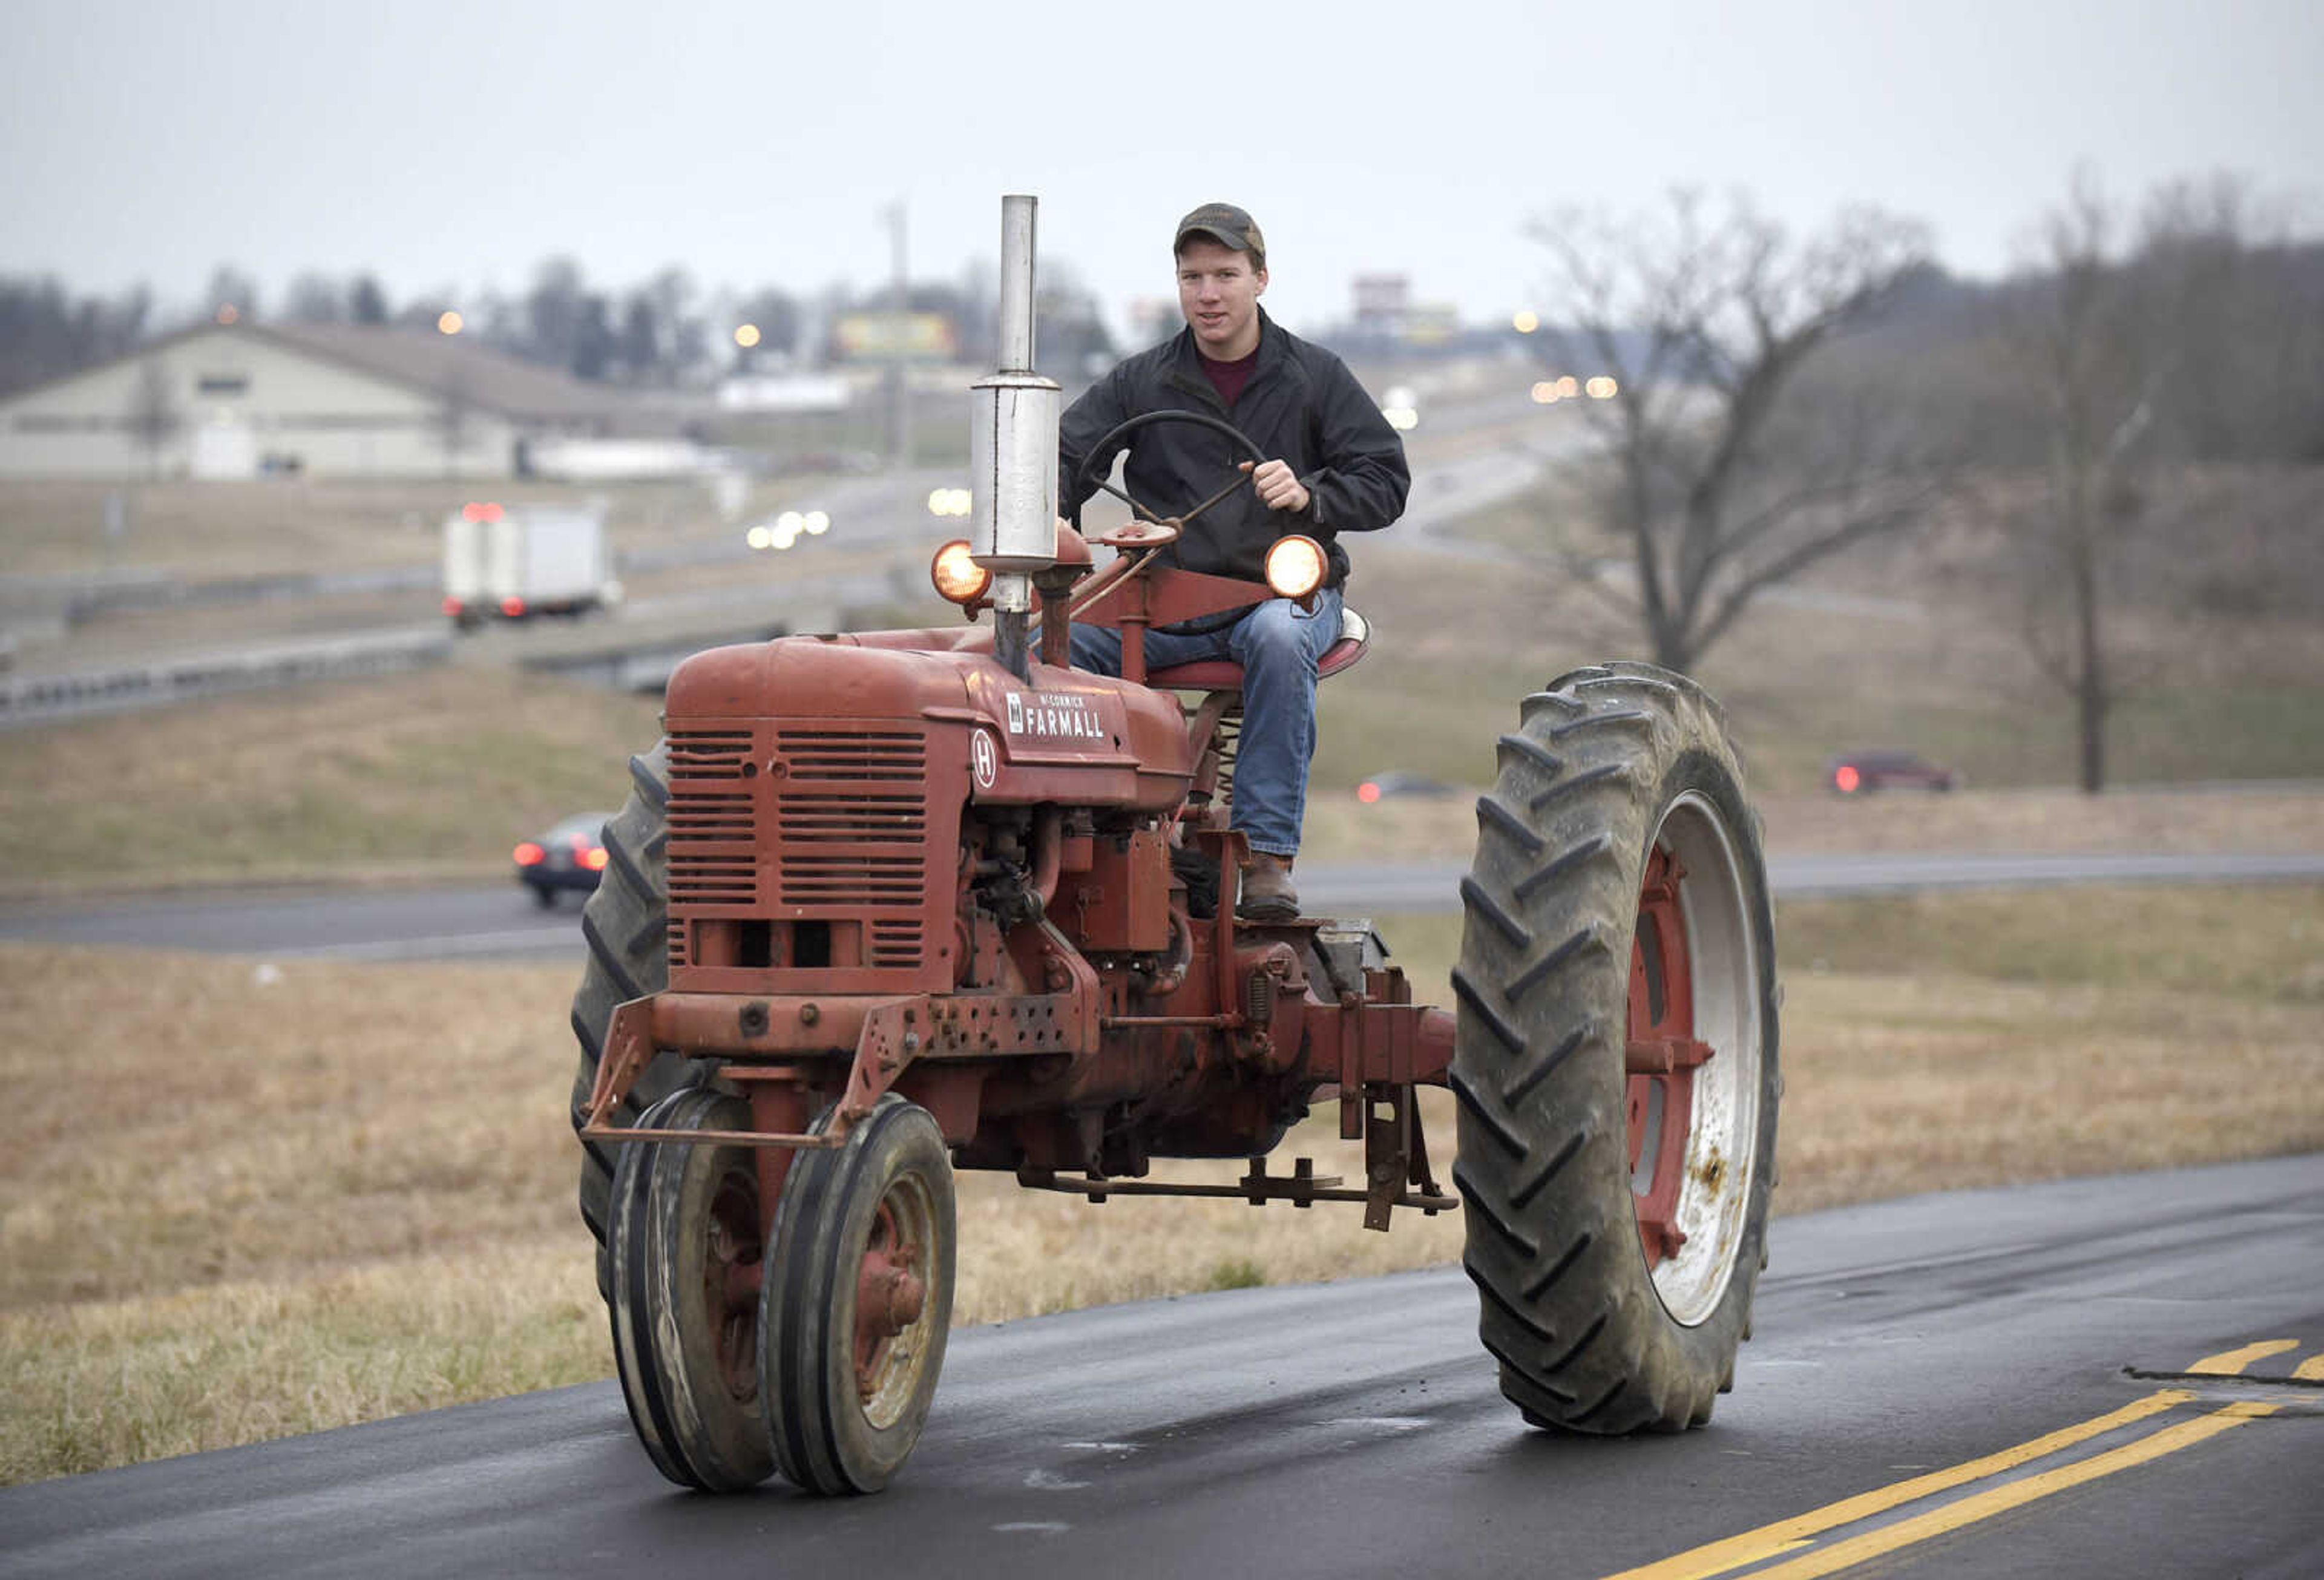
441, 501, 620, 629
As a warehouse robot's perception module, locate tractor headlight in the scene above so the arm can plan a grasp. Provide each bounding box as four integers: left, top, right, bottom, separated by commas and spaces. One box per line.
931, 539, 993, 605
1264, 534, 1327, 600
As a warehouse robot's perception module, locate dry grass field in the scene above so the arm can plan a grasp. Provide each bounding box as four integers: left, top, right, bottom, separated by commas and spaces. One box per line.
4, 881, 2320, 1486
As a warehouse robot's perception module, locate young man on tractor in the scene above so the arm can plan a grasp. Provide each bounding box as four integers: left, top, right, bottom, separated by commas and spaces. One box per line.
1056, 202, 1411, 920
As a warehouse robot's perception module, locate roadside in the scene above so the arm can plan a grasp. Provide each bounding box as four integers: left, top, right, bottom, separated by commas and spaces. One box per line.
4, 881, 2319, 1484
1299, 782, 2324, 867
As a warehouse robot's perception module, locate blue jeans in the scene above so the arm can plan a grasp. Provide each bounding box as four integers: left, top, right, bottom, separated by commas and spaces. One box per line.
1069, 587, 1343, 859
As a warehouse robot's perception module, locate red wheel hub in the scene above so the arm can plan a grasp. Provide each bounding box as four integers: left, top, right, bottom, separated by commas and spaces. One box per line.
1626, 844, 1712, 1268
853, 1198, 927, 1401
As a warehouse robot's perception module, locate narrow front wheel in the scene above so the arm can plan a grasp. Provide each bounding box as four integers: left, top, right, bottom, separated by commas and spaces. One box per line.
760, 1096, 957, 1495
606, 1087, 776, 1492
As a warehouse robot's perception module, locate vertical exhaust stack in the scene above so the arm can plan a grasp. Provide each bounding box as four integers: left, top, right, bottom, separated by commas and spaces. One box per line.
969, 194, 1063, 681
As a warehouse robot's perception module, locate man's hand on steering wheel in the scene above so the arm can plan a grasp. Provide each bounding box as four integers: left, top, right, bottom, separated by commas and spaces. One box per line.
1072, 409, 1313, 533
1241, 459, 1311, 514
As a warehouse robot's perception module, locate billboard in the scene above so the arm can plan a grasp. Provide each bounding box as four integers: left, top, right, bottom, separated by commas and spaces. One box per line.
835, 312, 959, 362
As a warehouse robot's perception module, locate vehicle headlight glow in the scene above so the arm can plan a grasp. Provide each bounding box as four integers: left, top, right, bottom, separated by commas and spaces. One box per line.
1264, 534, 1327, 600
931, 538, 992, 605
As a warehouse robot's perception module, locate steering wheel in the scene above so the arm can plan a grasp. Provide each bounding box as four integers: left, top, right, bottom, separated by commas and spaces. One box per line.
1072, 409, 1269, 547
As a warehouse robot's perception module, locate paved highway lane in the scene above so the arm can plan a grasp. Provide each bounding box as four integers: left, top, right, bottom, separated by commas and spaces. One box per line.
6, 851, 2322, 962
4, 1155, 2317, 1579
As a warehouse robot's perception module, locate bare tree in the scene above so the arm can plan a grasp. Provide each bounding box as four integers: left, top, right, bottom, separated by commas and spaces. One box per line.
284, 273, 347, 323
0, 277, 149, 396
2021, 173, 2148, 792
205, 264, 260, 323
348, 274, 391, 326
125, 357, 180, 479
736, 285, 803, 359
1989, 168, 2248, 792
1528, 191, 1945, 673
525, 257, 586, 371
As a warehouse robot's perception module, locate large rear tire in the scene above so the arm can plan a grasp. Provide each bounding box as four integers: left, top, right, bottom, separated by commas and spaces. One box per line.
1452, 661, 1779, 1434
570, 743, 706, 1290
606, 1087, 777, 1492
761, 1096, 957, 1495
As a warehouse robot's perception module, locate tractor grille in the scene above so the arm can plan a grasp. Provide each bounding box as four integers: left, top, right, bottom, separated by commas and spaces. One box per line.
665, 724, 935, 975
668, 731, 758, 907
668, 731, 753, 779
778, 729, 928, 784
775, 730, 928, 934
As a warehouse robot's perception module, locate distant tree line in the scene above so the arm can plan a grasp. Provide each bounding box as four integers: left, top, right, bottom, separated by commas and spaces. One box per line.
0, 279, 155, 401
0, 253, 1118, 401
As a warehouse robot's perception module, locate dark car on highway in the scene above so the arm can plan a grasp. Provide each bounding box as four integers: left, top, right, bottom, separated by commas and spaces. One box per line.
514, 812, 614, 906
1825, 750, 1961, 795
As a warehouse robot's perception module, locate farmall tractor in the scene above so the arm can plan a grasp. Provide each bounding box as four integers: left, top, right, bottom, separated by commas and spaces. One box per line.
570, 197, 1779, 1495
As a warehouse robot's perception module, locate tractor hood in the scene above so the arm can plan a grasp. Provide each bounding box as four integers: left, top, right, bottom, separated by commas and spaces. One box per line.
665, 632, 1195, 813
668, 633, 977, 722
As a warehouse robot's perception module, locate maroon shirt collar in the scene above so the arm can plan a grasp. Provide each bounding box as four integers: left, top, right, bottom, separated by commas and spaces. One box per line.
1196, 344, 1261, 408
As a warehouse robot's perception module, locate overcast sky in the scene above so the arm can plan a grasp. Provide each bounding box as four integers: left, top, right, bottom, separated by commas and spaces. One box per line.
2, 0, 2317, 341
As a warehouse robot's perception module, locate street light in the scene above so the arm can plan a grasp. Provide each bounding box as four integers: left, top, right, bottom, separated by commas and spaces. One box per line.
734, 323, 761, 349
438, 310, 464, 335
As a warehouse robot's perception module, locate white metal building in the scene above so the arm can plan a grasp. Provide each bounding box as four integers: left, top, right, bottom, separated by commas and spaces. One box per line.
0, 321, 652, 480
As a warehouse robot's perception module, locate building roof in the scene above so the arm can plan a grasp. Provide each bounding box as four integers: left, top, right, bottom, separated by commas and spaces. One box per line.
246, 321, 638, 423
0, 319, 671, 430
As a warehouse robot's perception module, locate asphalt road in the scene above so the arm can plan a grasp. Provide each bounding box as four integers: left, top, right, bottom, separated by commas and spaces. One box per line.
4, 1153, 2317, 1579
6, 850, 2322, 962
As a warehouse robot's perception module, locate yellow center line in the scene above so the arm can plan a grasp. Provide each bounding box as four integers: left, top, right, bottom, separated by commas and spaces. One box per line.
2188, 1339, 2299, 1375
2294, 1352, 2324, 1383
1599, 1391, 2193, 1580
1738, 1401, 2280, 1580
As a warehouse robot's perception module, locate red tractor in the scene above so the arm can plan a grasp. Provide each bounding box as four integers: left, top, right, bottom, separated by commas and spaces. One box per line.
568, 198, 1779, 1495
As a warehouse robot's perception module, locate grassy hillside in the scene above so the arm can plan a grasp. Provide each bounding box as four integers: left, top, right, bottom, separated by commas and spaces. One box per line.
5, 539, 2323, 895
5, 451, 2323, 895
0, 475, 842, 580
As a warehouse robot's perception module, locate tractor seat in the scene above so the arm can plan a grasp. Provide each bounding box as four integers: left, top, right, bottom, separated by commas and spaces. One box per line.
1147, 606, 1370, 692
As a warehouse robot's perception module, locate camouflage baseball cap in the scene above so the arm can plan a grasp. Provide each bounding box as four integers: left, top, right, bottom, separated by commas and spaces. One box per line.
1174, 202, 1266, 270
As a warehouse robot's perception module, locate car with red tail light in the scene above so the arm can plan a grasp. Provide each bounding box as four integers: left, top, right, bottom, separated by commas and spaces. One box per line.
514, 811, 615, 906
1825, 750, 1961, 795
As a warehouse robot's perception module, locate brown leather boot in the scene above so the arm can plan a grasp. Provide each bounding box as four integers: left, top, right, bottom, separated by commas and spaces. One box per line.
1237, 853, 1299, 921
